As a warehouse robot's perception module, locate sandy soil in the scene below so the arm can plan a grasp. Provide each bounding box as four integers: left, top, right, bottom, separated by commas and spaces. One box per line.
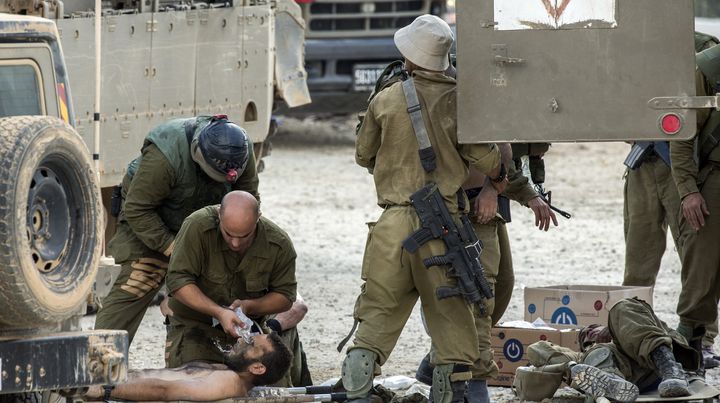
83, 115, 720, 401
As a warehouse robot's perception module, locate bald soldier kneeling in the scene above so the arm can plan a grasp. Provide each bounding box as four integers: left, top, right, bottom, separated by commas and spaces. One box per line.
87, 333, 292, 401
163, 191, 307, 386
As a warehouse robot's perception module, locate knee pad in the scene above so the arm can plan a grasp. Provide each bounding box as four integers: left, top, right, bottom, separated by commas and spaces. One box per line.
342, 348, 376, 400
432, 364, 471, 403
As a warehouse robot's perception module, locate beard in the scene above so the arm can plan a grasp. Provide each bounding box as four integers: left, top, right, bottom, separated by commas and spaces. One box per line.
223, 340, 256, 372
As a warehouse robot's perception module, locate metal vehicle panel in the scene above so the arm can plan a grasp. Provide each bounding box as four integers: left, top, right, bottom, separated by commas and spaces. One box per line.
457, 0, 697, 143
59, 14, 152, 183
274, 0, 311, 107
236, 4, 273, 141
288, 0, 445, 115
148, 11, 197, 120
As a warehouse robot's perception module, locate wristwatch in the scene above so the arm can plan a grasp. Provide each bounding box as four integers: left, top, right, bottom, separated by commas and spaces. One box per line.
490, 163, 507, 183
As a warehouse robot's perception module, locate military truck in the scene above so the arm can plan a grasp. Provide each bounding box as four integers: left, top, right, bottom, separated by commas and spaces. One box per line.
0, 0, 308, 398
284, 0, 449, 115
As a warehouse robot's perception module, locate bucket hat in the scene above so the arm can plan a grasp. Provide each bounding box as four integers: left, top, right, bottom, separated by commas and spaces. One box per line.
393, 14, 454, 71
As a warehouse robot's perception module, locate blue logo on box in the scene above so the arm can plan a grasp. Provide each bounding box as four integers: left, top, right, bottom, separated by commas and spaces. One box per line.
503, 339, 524, 362
551, 307, 577, 325
528, 303, 536, 314
562, 295, 571, 305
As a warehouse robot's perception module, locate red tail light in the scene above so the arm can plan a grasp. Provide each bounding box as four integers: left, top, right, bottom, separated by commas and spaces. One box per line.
659, 113, 682, 135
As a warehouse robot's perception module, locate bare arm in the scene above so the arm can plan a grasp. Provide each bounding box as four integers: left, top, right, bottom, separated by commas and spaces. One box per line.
230, 292, 294, 318
173, 283, 246, 338
273, 296, 308, 330
88, 371, 245, 401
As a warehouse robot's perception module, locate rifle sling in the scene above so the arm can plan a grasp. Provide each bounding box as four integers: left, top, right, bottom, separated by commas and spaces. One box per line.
401, 78, 437, 172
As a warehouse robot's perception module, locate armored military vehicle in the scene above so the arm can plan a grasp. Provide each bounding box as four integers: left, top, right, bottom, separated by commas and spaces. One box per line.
286, 0, 449, 115
0, 0, 308, 398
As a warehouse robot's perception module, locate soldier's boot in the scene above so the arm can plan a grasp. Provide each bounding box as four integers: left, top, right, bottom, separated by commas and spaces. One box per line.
431, 364, 471, 403
341, 348, 377, 403
702, 345, 720, 369
570, 364, 639, 402
415, 353, 433, 386
649, 345, 690, 397
465, 379, 490, 403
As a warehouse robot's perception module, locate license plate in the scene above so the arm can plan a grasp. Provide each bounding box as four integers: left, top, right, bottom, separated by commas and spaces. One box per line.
352, 64, 387, 92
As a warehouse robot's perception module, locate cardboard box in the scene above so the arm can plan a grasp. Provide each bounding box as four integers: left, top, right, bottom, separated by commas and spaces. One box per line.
524, 285, 653, 327
489, 325, 581, 386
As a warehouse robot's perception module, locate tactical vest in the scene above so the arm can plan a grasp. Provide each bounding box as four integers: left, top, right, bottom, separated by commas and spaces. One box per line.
124, 116, 231, 232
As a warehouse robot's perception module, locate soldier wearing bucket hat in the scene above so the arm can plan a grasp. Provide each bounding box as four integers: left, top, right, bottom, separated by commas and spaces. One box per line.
339, 15, 505, 403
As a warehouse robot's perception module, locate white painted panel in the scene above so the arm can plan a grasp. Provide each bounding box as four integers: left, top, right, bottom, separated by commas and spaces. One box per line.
495, 0, 616, 30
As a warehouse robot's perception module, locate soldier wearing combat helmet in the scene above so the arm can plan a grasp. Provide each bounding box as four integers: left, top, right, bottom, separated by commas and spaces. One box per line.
95, 114, 260, 344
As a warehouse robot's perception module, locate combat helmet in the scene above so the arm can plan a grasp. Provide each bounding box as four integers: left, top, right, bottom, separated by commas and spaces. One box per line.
192, 115, 250, 183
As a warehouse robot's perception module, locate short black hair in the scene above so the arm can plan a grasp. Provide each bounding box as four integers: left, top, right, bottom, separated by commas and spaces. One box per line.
252, 333, 293, 386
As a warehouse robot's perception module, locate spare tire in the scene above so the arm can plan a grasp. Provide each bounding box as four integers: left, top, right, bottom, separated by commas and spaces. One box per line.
0, 116, 102, 328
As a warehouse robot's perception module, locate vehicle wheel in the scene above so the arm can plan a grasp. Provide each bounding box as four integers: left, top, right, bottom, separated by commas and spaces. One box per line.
0, 116, 102, 327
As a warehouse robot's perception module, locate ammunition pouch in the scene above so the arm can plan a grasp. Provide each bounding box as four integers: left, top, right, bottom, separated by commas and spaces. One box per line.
513, 364, 566, 401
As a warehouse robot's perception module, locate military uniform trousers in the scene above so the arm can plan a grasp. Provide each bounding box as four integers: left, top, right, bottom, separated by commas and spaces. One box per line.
469, 219, 503, 380
423, 217, 503, 380
95, 257, 169, 344
623, 157, 682, 287
351, 207, 480, 368
490, 220, 513, 326
165, 316, 309, 387
530, 298, 699, 394
677, 165, 720, 331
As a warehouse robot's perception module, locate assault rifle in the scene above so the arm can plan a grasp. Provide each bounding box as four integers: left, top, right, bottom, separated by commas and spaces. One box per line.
403, 183, 494, 315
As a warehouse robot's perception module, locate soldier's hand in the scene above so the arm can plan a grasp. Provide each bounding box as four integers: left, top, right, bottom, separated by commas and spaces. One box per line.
217, 308, 246, 338
527, 196, 558, 231
682, 192, 710, 231
474, 186, 498, 224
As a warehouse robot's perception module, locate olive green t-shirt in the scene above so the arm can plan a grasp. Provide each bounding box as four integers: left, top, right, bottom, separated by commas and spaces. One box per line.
166, 206, 297, 325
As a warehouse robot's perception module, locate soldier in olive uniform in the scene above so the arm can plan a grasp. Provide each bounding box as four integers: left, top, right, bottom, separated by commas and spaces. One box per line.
416, 152, 558, 403
95, 115, 258, 344
622, 141, 681, 287
164, 191, 300, 387
340, 15, 505, 403
515, 298, 700, 401
671, 34, 720, 371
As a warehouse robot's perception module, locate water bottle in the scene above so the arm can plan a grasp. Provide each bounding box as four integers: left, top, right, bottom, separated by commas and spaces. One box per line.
234, 307, 254, 345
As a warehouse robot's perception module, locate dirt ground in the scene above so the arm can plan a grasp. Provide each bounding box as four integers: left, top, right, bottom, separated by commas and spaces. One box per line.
83, 115, 720, 401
